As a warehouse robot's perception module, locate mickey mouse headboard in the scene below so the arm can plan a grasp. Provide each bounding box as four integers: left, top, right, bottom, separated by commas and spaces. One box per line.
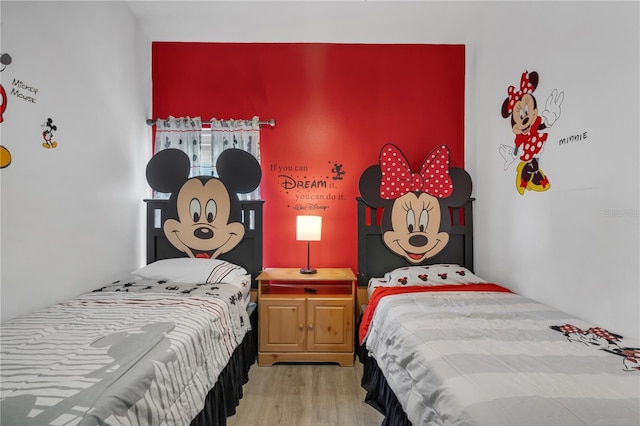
144, 198, 264, 286
143, 148, 264, 287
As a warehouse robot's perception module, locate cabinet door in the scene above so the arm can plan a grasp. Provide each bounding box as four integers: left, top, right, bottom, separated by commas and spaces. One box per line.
307, 297, 353, 352
259, 297, 306, 352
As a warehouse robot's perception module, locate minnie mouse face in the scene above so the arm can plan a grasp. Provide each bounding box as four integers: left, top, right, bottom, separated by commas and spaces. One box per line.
164, 178, 245, 259
510, 93, 539, 136
359, 144, 472, 265
501, 71, 543, 138
383, 191, 449, 263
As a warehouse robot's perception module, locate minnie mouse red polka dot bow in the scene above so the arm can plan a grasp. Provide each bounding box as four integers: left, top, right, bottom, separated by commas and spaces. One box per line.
506, 70, 535, 114
379, 144, 453, 200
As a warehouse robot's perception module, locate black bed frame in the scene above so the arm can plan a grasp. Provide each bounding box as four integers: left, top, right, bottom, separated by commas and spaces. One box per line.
144, 199, 264, 287
144, 198, 263, 426
357, 196, 475, 426
357, 196, 475, 287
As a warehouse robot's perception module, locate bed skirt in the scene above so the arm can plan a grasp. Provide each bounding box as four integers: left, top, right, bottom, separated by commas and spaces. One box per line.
358, 344, 412, 426
191, 306, 258, 426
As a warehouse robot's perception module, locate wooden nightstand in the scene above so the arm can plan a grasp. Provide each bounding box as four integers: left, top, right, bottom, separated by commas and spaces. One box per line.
257, 268, 356, 366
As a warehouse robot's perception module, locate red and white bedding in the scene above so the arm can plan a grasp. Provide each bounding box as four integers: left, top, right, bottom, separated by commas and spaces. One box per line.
360, 269, 640, 426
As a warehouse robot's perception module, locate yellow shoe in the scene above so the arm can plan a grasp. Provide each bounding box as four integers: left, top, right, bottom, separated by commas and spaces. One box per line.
515, 161, 529, 195
42, 142, 51, 149
528, 170, 551, 192
0, 146, 11, 168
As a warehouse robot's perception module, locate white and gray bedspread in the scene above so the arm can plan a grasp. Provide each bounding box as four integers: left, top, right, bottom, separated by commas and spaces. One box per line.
1, 279, 251, 426
363, 286, 640, 426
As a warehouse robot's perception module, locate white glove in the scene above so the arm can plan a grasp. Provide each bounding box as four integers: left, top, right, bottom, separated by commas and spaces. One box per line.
499, 144, 518, 171
542, 89, 564, 127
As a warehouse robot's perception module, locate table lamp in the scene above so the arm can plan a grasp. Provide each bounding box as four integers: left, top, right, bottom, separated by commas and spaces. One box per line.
296, 215, 322, 274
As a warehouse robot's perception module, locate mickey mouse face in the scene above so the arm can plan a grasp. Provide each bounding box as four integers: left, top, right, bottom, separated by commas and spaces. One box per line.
164, 178, 245, 259
146, 148, 261, 259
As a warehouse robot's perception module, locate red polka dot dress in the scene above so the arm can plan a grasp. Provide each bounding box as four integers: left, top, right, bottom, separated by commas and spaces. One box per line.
514, 116, 548, 162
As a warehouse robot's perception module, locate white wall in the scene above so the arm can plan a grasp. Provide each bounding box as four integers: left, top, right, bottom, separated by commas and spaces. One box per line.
0, 1, 151, 321
470, 1, 639, 341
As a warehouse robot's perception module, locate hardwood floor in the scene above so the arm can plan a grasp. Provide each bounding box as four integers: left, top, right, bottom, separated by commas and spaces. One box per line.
227, 361, 384, 426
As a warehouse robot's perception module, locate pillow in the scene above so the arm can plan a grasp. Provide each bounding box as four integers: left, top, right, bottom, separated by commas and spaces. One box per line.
368, 277, 389, 298
384, 264, 486, 287
133, 258, 247, 284
226, 273, 252, 307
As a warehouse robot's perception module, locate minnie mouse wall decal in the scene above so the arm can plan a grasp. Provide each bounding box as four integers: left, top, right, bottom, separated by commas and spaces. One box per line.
145, 148, 262, 259
498, 70, 564, 195
359, 144, 472, 264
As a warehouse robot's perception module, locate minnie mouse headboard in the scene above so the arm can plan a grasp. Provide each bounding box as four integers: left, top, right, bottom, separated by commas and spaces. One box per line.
144, 148, 264, 286
357, 197, 473, 287
357, 144, 474, 287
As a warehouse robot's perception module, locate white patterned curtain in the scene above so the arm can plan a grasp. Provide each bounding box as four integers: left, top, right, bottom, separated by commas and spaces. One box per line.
209, 116, 261, 200
153, 116, 202, 199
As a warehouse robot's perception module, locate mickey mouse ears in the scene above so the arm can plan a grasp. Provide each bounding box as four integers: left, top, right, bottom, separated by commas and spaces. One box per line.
217, 149, 262, 194
146, 149, 191, 194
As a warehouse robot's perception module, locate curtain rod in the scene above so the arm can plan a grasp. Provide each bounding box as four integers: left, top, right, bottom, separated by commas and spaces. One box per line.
146, 117, 276, 128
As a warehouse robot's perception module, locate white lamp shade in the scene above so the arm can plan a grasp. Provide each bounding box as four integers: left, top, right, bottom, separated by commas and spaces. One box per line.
296, 216, 322, 241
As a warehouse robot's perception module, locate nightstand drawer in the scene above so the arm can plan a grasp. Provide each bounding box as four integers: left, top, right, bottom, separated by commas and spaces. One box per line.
259, 281, 353, 295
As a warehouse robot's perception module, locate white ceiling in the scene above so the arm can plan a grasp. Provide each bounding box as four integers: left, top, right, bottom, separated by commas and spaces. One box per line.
123, 1, 482, 43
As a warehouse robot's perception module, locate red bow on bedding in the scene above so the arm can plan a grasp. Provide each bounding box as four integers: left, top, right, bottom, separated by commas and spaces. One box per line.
379, 144, 453, 200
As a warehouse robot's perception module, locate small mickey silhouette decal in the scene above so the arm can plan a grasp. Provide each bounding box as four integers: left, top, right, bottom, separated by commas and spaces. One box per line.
41, 117, 58, 149
146, 148, 261, 259
456, 270, 466, 276
418, 274, 428, 281
438, 273, 448, 280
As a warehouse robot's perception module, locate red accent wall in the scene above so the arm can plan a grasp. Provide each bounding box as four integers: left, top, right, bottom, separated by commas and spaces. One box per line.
152, 42, 465, 274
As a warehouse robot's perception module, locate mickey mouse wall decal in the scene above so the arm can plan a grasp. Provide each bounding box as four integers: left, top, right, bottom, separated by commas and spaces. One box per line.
145, 148, 262, 259
359, 144, 472, 263
498, 70, 564, 195
41, 118, 58, 149
0, 52, 12, 168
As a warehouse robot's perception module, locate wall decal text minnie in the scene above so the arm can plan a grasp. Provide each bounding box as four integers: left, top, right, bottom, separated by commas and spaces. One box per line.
558, 131, 588, 146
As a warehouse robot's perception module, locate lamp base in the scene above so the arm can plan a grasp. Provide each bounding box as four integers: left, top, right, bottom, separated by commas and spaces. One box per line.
300, 268, 317, 274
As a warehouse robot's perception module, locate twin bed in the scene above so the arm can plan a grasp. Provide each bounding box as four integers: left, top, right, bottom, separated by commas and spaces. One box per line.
0, 199, 263, 426
356, 197, 640, 426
